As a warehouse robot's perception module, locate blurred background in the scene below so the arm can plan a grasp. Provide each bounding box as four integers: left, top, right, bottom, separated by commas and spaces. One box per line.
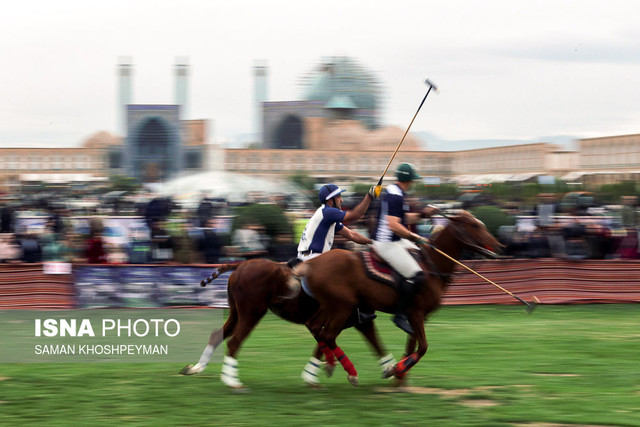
2, 1, 640, 309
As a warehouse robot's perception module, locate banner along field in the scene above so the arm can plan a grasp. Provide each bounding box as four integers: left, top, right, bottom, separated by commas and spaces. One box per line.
1, 304, 638, 426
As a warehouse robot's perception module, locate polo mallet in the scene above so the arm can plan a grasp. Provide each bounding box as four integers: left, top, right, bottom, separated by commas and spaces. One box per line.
428, 244, 538, 313
374, 78, 438, 197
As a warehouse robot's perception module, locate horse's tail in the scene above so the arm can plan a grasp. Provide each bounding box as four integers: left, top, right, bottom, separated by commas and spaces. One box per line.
285, 262, 308, 299
200, 263, 242, 287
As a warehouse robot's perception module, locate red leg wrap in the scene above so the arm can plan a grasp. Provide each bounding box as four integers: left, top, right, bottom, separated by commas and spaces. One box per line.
333, 347, 357, 377
396, 352, 419, 374
318, 341, 335, 366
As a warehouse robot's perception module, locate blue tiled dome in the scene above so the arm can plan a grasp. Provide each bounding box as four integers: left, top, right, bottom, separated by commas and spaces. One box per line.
302, 56, 381, 128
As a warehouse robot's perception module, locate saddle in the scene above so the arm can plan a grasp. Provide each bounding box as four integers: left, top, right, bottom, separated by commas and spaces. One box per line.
359, 248, 422, 287
359, 250, 396, 286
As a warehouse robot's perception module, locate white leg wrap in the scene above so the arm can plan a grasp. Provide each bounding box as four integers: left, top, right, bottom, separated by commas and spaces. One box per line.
379, 353, 396, 378
221, 356, 243, 388
197, 344, 215, 367
301, 357, 323, 385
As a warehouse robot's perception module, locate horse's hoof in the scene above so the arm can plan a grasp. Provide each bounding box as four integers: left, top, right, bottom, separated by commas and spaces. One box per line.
381, 367, 395, 379
347, 375, 359, 387
382, 367, 396, 379
180, 364, 200, 375
180, 363, 205, 375
325, 363, 335, 378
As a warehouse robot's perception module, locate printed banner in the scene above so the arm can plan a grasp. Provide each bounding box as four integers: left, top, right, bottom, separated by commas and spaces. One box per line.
74, 266, 231, 308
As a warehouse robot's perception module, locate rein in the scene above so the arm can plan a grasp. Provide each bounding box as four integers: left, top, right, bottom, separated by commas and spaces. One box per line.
418, 245, 451, 283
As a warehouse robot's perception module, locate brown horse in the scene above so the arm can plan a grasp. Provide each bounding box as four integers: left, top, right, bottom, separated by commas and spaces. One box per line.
290, 210, 501, 383
180, 258, 396, 389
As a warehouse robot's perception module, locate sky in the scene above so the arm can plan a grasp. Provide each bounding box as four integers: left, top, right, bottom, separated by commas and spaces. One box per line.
2, 0, 640, 149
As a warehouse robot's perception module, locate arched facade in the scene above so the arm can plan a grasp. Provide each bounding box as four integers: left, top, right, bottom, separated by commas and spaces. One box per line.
273, 115, 304, 149
124, 105, 182, 182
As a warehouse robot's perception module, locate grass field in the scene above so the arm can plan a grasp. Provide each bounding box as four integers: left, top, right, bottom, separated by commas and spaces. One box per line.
1, 304, 639, 426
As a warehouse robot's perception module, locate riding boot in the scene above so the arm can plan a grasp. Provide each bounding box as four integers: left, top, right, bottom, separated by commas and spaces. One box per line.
392, 277, 416, 334
357, 306, 377, 323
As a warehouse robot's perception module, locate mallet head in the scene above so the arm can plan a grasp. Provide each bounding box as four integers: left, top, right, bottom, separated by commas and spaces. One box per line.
525, 296, 540, 314
424, 78, 439, 93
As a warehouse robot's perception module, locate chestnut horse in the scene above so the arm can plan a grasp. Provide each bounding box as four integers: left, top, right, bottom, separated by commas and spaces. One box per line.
290, 210, 501, 383
180, 259, 396, 389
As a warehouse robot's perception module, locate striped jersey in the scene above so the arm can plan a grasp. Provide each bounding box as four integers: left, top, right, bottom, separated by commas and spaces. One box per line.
372, 183, 409, 242
297, 205, 346, 254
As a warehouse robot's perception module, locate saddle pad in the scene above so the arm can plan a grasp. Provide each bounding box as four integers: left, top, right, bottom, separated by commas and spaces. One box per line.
359, 251, 395, 287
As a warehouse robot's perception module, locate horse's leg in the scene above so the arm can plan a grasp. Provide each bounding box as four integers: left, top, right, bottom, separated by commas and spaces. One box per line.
301, 344, 325, 387
221, 309, 266, 389
317, 308, 359, 386
303, 309, 337, 381
391, 319, 428, 382
180, 306, 237, 375
354, 321, 396, 379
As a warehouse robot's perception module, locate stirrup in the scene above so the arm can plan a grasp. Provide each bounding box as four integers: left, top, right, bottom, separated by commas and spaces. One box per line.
392, 314, 415, 335
357, 309, 377, 324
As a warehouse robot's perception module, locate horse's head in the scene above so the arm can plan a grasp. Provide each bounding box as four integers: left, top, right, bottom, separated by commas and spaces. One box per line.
439, 210, 502, 258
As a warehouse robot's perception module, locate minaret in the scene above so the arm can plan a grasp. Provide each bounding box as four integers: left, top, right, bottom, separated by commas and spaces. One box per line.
253, 60, 268, 145
117, 56, 133, 137
174, 57, 189, 119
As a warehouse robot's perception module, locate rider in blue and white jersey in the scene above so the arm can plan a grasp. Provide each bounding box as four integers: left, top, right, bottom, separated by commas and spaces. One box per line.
372, 163, 428, 335
297, 184, 375, 261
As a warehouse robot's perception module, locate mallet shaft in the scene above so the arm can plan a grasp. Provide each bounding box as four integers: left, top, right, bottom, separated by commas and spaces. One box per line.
375, 79, 437, 192
429, 245, 535, 310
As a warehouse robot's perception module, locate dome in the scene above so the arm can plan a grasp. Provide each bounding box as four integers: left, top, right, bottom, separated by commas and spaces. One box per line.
302, 56, 381, 127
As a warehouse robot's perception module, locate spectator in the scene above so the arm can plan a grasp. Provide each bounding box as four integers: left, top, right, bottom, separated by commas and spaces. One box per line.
1, 203, 14, 233
526, 228, 551, 258
268, 232, 297, 262
617, 227, 639, 259
562, 220, 589, 260
40, 219, 63, 261
0, 233, 21, 262
536, 193, 557, 228
150, 220, 174, 263
620, 196, 638, 228
197, 218, 223, 264
20, 230, 42, 263
231, 222, 267, 259
170, 220, 195, 264
196, 195, 213, 228
144, 197, 172, 229
85, 218, 107, 264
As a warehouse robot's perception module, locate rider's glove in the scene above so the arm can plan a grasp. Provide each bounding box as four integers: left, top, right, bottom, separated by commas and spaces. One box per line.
413, 234, 429, 247
368, 185, 381, 200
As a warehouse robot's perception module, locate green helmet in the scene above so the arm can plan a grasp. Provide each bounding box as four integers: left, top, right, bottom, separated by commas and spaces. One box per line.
395, 163, 421, 182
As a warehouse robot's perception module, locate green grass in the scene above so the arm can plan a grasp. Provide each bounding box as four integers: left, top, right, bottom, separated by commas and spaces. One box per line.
1, 304, 639, 426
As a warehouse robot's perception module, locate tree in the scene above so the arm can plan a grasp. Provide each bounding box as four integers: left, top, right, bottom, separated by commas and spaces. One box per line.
469, 205, 516, 237
107, 175, 142, 193
288, 172, 315, 193
231, 203, 293, 238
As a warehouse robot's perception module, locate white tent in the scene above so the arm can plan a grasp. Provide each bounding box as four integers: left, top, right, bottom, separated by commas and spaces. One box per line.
151, 171, 310, 208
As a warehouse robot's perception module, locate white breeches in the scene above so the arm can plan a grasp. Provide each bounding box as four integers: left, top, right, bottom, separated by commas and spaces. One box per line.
372, 239, 422, 279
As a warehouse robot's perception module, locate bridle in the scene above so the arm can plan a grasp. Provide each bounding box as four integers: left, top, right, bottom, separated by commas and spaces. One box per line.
427, 209, 499, 259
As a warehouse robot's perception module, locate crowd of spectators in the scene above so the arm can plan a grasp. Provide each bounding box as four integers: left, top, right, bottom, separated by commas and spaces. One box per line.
0, 194, 300, 265
0, 191, 638, 265
497, 195, 639, 260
